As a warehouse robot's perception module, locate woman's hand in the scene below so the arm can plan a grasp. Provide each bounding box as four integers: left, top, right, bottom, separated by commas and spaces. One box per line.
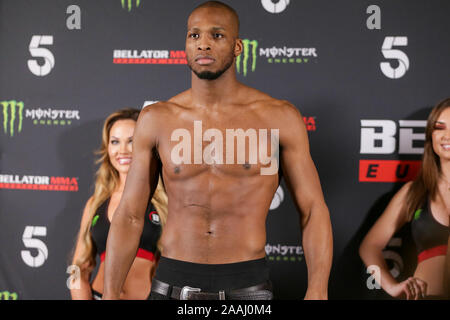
387, 277, 428, 300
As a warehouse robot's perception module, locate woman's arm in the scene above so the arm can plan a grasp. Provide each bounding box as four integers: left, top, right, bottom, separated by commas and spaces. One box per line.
70, 197, 95, 300
359, 182, 427, 299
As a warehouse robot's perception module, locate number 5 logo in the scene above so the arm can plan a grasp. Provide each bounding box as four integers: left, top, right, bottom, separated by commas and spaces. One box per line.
261, 0, 290, 14
380, 36, 409, 79
21, 226, 48, 267
27, 35, 55, 76
382, 237, 404, 278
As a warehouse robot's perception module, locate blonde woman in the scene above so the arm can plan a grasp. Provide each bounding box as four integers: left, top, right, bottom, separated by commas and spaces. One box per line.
70, 108, 167, 300
360, 98, 450, 300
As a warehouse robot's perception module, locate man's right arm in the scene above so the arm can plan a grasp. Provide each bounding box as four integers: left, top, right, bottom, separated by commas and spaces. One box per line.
102, 106, 161, 299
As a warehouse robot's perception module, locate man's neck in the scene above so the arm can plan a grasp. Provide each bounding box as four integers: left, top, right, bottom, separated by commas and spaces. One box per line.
190, 68, 240, 108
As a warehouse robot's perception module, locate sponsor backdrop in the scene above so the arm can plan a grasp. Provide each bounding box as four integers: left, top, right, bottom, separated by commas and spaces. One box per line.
0, 0, 449, 300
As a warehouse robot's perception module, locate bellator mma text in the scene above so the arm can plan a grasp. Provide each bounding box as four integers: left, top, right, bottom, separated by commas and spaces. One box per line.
177, 304, 272, 317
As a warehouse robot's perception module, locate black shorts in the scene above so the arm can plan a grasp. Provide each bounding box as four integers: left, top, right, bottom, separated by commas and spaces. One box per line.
149, 257, 273, 300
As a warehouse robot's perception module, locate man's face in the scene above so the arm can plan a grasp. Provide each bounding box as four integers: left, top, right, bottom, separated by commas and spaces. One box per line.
186, 7, 240, 80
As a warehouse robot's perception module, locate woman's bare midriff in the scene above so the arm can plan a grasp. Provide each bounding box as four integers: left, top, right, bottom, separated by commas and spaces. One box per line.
413, 255, 447, 297
91, 257, 154, 299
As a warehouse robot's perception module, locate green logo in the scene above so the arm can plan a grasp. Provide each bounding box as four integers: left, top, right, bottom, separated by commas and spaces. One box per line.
1, 100, 24, 137
413, 208, 422, 220
0, 291, 18, 300
236, 39, 258, 77
92, 215, 99, 227
121, 0, 140, 11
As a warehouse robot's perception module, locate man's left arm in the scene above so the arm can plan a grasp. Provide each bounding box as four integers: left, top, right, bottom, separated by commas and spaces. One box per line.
278, 102, 333, 300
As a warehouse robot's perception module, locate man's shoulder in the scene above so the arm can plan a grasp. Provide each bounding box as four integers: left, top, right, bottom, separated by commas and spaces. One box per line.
141, 99, 185, 118
241, 85, 296, 109
259, 98, 298, 112
245, 89, 301, 119
142, 90, 191, 115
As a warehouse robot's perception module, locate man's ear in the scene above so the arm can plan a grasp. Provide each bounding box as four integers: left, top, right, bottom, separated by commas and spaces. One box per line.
234, 38, 243, 57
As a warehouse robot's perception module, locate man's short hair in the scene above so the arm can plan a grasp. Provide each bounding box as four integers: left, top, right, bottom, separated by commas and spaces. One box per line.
190, 1, 240, 34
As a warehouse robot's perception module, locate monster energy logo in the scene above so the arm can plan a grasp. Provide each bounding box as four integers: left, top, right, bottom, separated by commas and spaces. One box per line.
265, 244, 304, 262
414, 208, 422, 220
236, 39, 258, 77
121, 0, 140, 11
25, 108, 80, 126
92, 215, 99, 227
1, 100, 24, 137
0, 291, 18, 300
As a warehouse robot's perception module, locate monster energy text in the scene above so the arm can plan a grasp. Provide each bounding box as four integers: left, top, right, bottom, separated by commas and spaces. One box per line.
236, 39, 318, 76
260, 47, 317, 61
1, 101, 81, 137
25, 108, 80, 124
262, 46, 317, 64
265, 244, 304, 262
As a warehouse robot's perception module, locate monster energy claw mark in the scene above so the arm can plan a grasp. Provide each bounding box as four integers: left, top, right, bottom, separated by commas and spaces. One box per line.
121, 0, 140, 11
1, 100, 24, 137
236, 39, 258, 76
0, 291, 18, 300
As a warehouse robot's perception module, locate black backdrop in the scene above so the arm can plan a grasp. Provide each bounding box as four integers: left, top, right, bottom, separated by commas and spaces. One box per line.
0, 0, 449, 300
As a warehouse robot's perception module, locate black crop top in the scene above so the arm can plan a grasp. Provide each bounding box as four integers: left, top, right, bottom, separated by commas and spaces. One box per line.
410, 200, 449, 263
90, 198, 162, 262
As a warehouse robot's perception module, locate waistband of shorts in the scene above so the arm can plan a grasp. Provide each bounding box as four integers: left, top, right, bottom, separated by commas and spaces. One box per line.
157, 256, 268, 275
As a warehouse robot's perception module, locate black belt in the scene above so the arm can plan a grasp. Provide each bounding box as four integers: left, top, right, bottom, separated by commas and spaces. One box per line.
151, 279, 273, 300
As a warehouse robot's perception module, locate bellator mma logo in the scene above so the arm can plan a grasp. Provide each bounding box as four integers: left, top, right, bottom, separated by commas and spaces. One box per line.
359, 119, 425, 182
113, 50, 187, 64
0, 174, 79, 191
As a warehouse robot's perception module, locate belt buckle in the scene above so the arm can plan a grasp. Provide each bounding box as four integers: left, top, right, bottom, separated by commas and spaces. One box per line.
180, 286, 201, 300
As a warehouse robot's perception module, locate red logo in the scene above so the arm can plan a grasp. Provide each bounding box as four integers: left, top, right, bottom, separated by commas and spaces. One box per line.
359, 160, 421, 182
149, 211, 160, 224
303, 116, 316, 132
359, 119, 424, 183
113, 50, 187, 64
0, 174, 78, 191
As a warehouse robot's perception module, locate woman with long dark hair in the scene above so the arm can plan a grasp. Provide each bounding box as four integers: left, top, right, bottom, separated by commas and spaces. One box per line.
360, 98, 450, 300
70, 108, 167, 299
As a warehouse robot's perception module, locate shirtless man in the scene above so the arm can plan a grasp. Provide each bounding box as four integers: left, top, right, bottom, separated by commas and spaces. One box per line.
103, 1, 333, 300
